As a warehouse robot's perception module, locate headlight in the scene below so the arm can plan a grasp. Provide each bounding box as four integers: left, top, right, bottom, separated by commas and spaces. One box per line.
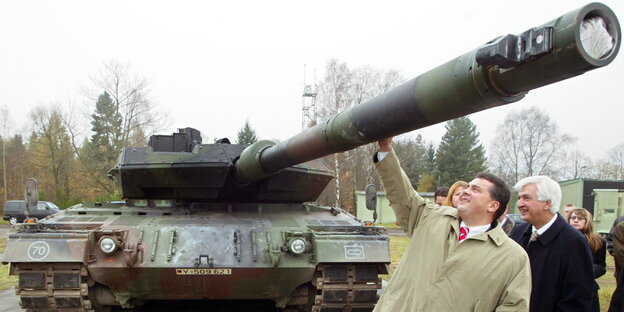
99, 237, 118, 254
289, 238, 307, 254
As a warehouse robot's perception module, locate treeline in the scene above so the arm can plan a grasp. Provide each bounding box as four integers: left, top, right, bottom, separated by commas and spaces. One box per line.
0, 61, 165, 208
312, 59, 624, 213
1, 59, 622, 212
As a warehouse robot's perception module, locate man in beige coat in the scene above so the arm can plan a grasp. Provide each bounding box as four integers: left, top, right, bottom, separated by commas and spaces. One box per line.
373, 138, 531, 312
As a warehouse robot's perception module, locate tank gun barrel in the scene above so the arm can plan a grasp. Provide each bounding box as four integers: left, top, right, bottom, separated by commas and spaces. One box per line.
235, 2, 620, 184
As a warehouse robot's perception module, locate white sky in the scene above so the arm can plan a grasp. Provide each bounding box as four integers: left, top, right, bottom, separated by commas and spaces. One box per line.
1, 0, 622, 160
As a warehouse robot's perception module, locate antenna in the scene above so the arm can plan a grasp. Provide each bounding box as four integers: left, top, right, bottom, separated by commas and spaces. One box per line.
302, 64, 317, 130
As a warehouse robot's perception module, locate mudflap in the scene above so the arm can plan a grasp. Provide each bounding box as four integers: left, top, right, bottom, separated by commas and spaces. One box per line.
309, 263, 385, 312
13, 262, 94, 312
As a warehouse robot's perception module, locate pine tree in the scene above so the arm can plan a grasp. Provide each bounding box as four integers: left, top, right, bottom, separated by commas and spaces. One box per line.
393, 135, 428, 189
236, 120, 258, 145
75, 91, 123, 195
424, 143, 437, 177
90, 91, 122, 163
435, 116, 487, 187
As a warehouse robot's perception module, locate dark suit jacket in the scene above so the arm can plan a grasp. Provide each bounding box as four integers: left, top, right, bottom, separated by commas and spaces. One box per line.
590, 238, 607, 312
607, 216, 624, 255
510, 214, 594, 312
594, 238, 607, 280
609, 223, 624, 312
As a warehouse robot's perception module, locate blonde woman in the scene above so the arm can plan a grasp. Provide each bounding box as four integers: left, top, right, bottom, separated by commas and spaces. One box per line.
442, 180, 468, 208
567, 208, 606, 312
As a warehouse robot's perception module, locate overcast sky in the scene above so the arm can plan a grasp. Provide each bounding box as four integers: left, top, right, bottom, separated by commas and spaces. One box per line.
1, 0, 622, 160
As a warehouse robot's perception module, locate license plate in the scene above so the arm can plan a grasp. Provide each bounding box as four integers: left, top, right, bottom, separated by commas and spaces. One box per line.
175, 268, 232, 275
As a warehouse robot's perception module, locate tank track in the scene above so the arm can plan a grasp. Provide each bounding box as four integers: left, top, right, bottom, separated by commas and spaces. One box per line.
14, 263, 94, 312
311, 264, 382, 312
12, 263, 382, 312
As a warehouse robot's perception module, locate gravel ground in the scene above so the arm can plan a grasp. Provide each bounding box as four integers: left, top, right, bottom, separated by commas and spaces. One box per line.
0, 224, 9, 239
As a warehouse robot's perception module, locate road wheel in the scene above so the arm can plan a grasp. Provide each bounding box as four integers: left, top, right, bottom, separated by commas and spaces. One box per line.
9, 217, 18, 225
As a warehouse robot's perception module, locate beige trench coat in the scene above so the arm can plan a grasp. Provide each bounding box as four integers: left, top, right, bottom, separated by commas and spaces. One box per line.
373, 150, 531, 312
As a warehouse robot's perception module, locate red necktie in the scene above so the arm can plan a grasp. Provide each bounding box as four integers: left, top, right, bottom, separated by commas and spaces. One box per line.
459, 226, 469, 242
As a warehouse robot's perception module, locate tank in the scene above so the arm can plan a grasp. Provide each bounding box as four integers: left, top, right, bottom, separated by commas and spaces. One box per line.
2, 3, 620, 311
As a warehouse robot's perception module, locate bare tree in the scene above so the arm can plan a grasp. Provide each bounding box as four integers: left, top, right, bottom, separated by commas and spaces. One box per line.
316, 59, 353, 121
67, 60, 168, 196
28, 106, 74, 203
489, 107, 573, 185
84, 60, 167, 148
347, 67, 403, 193
315, 60, 353, 207
591, 158, 618, 180
4, 135, 32, 201
315, 59, 403, 210
61, 100, 117, 195
561, 149, 593, 180
605, 143, 624, 180
0, 105, 11, 203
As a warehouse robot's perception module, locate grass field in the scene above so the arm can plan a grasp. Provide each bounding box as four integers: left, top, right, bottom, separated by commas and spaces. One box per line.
0, 237, 18, 291
379, 222, 400, 229
599, 255, 617, 311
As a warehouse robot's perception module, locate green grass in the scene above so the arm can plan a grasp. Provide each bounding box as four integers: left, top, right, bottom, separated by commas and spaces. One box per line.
0, 219, 8, 225
599, 255, 617, 311
0, 237, 18, 291
381, 235, 409, 281
386, 235, 617, 311
379, 222, 400, 229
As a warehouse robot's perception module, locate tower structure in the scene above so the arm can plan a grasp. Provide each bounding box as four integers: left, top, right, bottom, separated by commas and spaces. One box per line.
302, 65, 317, 130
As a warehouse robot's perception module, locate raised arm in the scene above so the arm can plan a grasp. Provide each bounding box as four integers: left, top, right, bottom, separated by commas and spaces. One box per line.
374, 138, 434, 236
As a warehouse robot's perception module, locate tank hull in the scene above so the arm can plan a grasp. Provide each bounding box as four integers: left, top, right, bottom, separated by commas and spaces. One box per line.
4, 203, 389, 310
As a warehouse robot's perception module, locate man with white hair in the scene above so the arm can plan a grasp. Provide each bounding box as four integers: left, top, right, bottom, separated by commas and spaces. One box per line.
510, 175, 593, 312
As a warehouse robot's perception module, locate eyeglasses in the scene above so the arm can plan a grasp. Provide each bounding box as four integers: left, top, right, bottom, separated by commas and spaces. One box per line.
570, 216, 586, 221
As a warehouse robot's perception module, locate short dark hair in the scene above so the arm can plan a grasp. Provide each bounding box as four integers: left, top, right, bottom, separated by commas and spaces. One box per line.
476, 172, 510, 223
435, 186, 449, 197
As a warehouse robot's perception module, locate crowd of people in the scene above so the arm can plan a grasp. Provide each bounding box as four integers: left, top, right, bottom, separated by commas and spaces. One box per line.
372, 137, 623, 312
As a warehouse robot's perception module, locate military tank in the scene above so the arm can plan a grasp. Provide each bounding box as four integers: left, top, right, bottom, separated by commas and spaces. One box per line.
2, 2, 621, 311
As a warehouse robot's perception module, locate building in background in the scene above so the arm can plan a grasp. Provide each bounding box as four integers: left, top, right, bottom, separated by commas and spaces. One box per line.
355, 179, 624, 235
559, 178, 624, 235
355, 190, 435, 224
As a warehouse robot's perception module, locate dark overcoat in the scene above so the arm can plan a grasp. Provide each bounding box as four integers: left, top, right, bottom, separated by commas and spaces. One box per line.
590, 238, 606, 312
510, 214, 593, 312
608, 222, 624, 312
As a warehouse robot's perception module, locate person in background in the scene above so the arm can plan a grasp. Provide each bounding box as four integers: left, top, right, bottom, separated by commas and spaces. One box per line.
498, 208, 516, 235
608, 216, 624, 255
567, 208, 606, 312
442, 181, 468, 208
609, 222, 624, 312
510, 175, 593, 311
563, 204, 576, 220
434, 186, 449, 205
